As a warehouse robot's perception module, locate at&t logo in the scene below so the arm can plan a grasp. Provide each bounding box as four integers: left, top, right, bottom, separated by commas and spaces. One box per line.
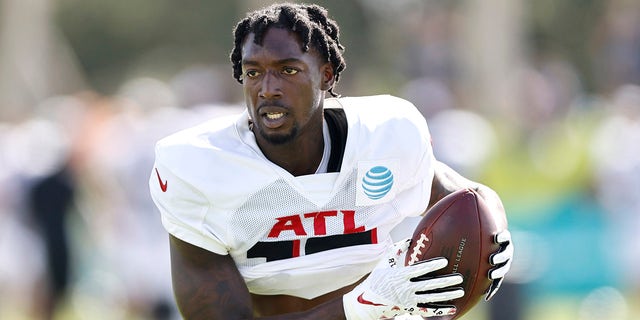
362, 166, 394, 200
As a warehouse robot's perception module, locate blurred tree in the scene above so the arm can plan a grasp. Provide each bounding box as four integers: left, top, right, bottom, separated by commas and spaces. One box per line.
0, 0, 85, 120
55, 0, 240, 94
527, 0, 605, 92
54, 1, 374, 96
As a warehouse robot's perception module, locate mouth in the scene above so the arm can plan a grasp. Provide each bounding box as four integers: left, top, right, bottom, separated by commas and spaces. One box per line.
258, 106, 289, 129
265, 111, 285, 120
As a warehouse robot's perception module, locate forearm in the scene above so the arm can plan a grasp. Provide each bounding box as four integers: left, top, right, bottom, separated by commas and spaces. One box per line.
258, 298, 346, 320
175, 286, 347, 320
170, 235, 348, 320
175, 288, 347, 320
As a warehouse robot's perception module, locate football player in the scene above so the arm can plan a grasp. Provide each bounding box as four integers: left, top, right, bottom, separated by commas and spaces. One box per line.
150, 3, 513, 319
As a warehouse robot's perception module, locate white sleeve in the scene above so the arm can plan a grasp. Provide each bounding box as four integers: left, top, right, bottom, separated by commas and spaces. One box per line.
395, 97, 436, 216
149, 146, 229, 255
390, 112, 435, 241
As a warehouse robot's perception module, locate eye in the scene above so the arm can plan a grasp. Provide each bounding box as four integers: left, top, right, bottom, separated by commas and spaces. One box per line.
245, 70, 260, 79
282, 67, 299, 75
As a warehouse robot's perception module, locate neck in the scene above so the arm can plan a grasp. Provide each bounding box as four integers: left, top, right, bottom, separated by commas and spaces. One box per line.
255, 111, 325, 176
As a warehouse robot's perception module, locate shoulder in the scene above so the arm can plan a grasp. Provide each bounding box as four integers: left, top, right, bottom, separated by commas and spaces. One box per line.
152, 112, 260, 199
330, 95, 435, 189
154, 113, 244, 170
331, 94, 429, 138
331, 94, 419, 114
152, 111, 282, 207
156, 113, 240, 151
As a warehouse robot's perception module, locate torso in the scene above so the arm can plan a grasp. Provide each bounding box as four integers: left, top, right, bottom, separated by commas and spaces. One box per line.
152, 95, 435, 301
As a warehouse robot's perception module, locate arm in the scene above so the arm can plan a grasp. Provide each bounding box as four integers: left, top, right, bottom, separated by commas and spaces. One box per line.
169, 235, 347, 320
170, 234, 463, 319
429, 160, 505, 217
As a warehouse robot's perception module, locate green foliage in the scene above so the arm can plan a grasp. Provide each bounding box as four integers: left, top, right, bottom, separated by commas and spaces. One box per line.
55, 0, 240, 93
527, 0, 606, 91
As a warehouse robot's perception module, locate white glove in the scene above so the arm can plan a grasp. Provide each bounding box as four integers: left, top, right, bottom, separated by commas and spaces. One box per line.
485, 229, 514, 300
343, 240, 464, 319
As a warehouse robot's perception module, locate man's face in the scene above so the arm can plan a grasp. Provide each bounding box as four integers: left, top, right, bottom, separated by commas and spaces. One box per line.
241, 27, 332, 145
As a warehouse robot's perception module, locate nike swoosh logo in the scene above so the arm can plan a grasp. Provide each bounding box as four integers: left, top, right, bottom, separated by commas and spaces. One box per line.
155, 168, 168, 192
357, 292, 385, 306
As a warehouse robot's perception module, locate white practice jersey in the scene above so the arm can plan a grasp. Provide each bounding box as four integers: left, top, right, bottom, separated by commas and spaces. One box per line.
149, 95, 435, 299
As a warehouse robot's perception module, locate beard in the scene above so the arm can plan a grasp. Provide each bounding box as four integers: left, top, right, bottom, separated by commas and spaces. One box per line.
254, 123, 299, 145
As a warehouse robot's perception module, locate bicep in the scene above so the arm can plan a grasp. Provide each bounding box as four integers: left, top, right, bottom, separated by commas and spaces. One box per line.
169, 235, 253, 320
429, 160, 481, 209
429, 160, 505, 216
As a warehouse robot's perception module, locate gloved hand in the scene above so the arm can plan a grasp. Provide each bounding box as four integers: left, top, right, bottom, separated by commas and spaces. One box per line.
343, 239, 464, 319
485, 229, 514, 300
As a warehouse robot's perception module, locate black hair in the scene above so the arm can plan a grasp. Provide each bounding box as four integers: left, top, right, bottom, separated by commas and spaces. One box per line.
230, 3, 346, 97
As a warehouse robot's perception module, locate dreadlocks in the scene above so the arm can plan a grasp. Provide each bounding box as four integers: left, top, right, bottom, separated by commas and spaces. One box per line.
230, 3, 346, 97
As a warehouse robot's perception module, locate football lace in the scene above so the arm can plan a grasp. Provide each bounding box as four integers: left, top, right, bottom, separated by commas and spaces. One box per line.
408, 233, 429, 265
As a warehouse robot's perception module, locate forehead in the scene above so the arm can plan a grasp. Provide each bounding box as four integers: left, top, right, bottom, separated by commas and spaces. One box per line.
241, 27, 315, 63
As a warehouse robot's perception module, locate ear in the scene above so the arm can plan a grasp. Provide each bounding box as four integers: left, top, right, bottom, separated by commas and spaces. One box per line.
320, 62, 335, 91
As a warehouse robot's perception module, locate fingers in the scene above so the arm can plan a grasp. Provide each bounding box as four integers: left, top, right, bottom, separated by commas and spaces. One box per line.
412, 272, 463, 289
490, 229, 513, 266
381, 239, 413, 270
390, 238, 411, 254
495, 229, 511, 244
489, 260, 511, 280
391, 238, 412, 258
489, 231, 514, 279
401, 258, 448, 280
485, 278, 504, 301
405, 257, 462, 287
398, 238, 412, 250
412, 304, 458, 317
408, 257, 448, 271
489, 265, 509, 280
415, 287, 465, 303
490, 242, 513, 265
381, 304, 458, 318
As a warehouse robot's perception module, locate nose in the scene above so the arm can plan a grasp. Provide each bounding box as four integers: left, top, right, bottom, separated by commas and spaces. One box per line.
259, 71, 282, 100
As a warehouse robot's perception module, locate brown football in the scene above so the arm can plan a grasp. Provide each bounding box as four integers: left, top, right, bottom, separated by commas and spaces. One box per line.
404, 188, 507, 319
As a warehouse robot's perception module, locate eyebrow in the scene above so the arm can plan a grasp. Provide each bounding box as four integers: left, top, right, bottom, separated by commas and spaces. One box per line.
242, 58, 304, 67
